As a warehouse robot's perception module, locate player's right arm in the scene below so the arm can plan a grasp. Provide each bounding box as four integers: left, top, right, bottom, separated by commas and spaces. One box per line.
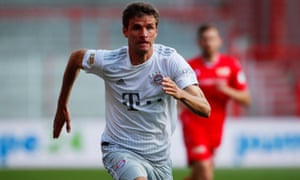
53, 49, 86, 139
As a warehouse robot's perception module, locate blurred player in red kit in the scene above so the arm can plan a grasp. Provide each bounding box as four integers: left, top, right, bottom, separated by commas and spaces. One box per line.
180, 24, 251, 180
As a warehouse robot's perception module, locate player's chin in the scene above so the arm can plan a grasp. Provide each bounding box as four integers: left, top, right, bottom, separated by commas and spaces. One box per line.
136, 47, 151, 55
138, 42, 152, 50
140, 44, 151, 50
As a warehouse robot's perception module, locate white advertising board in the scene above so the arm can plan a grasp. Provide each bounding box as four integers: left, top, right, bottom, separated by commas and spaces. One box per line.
0, 119, 104, 168
215, 117, 300, 167
0, 117, 300, 168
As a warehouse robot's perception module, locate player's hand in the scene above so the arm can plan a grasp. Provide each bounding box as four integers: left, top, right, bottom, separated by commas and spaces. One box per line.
162, 77, 183, 99
215, 79, 228, 92
215, 79, 232, 97
53, 105, 71, 138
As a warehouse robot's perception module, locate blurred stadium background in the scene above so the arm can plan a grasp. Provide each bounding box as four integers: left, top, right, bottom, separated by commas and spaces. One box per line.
0, 0, 300, 179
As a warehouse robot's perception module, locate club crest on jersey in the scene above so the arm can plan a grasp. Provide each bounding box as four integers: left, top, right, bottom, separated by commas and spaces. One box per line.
150, 72, 163, 85
115, 159, 126, 170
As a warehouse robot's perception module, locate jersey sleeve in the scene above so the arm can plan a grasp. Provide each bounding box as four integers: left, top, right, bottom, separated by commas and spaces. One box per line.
82, 49, 105, 77
169, 52, 198, 89
231, 59, 248, 90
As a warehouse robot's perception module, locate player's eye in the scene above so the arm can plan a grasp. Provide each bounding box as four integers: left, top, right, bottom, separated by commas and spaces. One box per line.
146, 24, 155, 31
132, 24, 142, 30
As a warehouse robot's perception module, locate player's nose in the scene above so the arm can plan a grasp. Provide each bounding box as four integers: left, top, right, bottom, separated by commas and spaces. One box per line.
140, 27, 148, 37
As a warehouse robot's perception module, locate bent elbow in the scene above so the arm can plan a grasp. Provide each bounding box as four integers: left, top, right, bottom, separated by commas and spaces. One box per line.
203, 104, 211, 118
195, 104, 211, 118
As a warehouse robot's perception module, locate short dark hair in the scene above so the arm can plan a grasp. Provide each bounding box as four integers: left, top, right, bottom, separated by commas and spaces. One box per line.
122, 2, 160, 28
197, 23, 219, 38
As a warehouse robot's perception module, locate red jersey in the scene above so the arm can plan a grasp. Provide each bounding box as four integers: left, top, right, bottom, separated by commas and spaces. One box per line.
180, 54, 247, 140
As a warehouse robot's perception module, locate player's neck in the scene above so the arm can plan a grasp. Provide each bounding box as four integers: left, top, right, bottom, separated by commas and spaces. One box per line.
202, 53, 219, 63
129, 48, 153, 66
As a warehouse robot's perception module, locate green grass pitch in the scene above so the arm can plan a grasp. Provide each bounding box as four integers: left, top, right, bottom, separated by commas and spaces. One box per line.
1, 168, 300, 180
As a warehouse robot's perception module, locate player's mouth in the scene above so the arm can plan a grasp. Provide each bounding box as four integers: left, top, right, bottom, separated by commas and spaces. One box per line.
137, 41, 150, 47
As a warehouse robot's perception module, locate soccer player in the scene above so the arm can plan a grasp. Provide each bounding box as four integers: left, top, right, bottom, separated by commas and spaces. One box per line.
180, 24, 251, 180
52, 2, 211, 180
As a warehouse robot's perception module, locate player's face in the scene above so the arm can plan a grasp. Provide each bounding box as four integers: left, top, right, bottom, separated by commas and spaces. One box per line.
198, 28, 222, 56
123, 15, 158, 56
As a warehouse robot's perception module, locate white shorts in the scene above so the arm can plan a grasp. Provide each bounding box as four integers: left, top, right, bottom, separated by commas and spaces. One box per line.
101, 141, 173, 180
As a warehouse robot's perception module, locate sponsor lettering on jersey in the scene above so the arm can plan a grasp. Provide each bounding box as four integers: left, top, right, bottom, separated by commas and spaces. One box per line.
122, 92, 140, 111
216, 67, 230, 77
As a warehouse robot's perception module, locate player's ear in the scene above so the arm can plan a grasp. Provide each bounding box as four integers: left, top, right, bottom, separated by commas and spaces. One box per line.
154, 27, 158, 38
123, 27, 128, 38
196, 37, 202, 48
216, 33, 222, 49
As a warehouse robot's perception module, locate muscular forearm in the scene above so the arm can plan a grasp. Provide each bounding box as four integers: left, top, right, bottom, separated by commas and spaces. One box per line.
180, 89, 211, 117
221, 86, 251, 106
162, 77, 211, 117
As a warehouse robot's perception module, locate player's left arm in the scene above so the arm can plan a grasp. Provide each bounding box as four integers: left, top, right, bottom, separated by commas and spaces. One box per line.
217, 81, 250, 106
217, 61, 251, 106
162, 77, 211, 117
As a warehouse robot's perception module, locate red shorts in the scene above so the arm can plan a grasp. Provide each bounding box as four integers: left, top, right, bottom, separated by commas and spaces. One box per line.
181, 118, 222, 165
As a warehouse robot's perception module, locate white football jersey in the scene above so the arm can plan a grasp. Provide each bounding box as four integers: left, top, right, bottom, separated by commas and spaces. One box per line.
82, 44, 198, 164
